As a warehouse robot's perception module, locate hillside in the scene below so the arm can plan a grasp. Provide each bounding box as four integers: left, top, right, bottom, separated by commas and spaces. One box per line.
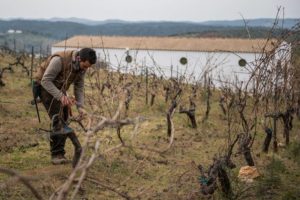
24, 17, 300, 28
0, 18, 297, 53
1, 18, 297, 39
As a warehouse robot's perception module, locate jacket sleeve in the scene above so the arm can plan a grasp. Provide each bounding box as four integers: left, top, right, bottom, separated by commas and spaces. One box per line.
41, 57, 64, 101
74, 71, 85, 108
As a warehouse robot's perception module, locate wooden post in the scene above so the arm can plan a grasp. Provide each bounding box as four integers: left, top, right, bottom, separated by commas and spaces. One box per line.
176, 65, 179, 80
273, 61, 280, 153
140, 65, 143, 83
145, 66, 149, 105
30, 46, 34, 84
47, 45, 50, 57
39, 44, 42, 65
13, 37, 16, 53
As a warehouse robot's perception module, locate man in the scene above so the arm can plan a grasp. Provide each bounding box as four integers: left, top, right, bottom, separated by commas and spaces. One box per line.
35, 48, 96, 166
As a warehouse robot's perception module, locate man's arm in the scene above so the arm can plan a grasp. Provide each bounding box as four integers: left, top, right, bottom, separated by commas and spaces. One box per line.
41, 57, 64, 101
74, 72, 85, 108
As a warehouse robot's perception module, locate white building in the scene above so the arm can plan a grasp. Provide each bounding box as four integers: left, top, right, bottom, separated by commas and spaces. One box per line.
7, 29, 15, 34
7, 29, 22, 34
52, 36, 288, 85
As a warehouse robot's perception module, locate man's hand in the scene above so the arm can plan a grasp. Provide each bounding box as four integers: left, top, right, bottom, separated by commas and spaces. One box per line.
60, 95, 75, 106
77, 107, 87, 121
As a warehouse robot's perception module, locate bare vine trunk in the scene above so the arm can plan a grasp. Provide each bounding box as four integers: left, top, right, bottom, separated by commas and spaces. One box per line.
263, 128, 272, 153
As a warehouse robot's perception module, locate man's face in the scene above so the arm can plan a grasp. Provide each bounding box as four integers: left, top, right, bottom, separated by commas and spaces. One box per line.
80, 60, 92, 71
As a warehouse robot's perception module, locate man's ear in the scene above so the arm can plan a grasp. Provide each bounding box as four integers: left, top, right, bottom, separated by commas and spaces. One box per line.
76, 56, 81, 62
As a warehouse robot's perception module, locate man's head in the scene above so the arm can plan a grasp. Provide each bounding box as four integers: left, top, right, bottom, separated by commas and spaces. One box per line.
78, 48, 97, 70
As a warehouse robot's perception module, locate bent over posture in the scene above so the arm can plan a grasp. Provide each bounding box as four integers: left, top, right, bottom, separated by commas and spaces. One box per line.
35, 48, 96, 166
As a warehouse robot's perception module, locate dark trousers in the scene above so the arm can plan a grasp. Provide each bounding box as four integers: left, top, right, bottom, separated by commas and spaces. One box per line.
40, 87, 68, 156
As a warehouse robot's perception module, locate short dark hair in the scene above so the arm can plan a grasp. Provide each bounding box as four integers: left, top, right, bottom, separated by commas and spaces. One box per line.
79, 48, 97, 64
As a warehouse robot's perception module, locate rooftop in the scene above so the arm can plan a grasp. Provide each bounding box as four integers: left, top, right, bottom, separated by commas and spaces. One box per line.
53, 35, 278, 53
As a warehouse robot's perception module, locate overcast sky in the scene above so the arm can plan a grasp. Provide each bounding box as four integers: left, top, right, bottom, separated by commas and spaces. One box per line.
0, 0, 299, 22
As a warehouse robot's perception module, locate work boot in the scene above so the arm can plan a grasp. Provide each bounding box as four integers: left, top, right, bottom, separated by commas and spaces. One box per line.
51, 154, 68, 165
